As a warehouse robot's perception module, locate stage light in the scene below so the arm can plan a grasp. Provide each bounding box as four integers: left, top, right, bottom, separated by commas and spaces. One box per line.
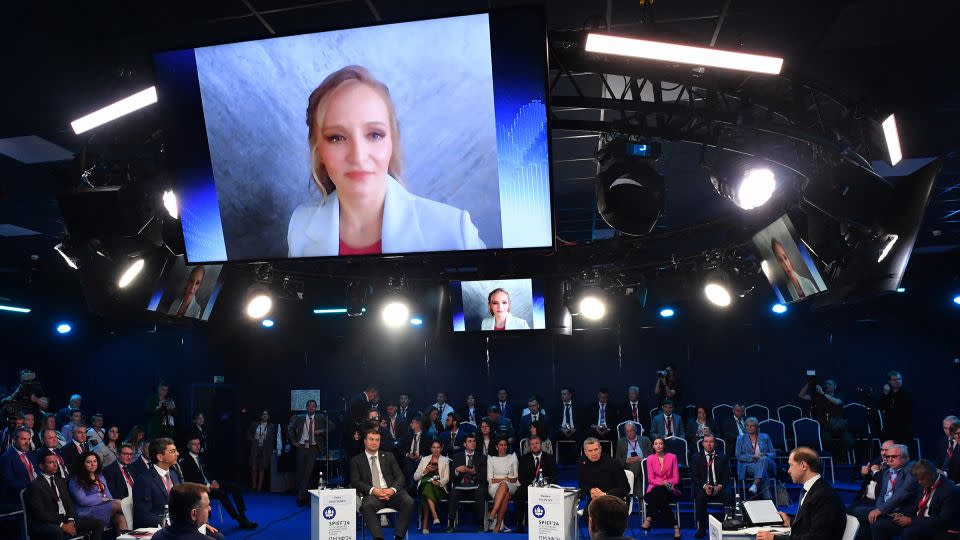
882, 114, 902, 166
704, 283, 732, 307
162, 190, 178, 219
117, 259, 145, 288
71, 86, 158, 135
579, 295, 606, 320
771, 303, 788, 314
261, 319, 274, 328
56, 323, 72, 334
896, 287, 906, 293
659, 308, 675, 318
585, 33, 783, 75
314, 307, 348, 315
711, 160, 777, 210
877, 234, 898, 263
53, 243, 79, 270
596, 136, 664, 235
410, 317, 423, 326
246, 294, 273, 319
381, 301, 410, 328
953, 295, 960, 306
0, 304, 31, 314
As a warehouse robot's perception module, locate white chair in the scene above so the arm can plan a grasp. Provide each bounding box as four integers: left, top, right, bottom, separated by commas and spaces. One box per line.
624, 469, 637, 514
616, 420, 644, 439
712, 404, 734, 425
357, 497, 410, 540
638, 457, 681, 527
842, 514, 860, 540
448, 485, 488, 530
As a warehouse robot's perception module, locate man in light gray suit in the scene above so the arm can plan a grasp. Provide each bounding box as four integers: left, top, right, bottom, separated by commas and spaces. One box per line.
615, 421, 652, 498
287, 399, 334, 506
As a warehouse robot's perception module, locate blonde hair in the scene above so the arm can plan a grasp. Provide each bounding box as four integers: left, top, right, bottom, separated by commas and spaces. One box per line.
487, 288, 511, 316
305, 65, 403, 196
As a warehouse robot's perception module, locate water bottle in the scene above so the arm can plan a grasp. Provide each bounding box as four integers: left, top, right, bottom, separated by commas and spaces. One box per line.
536, 471, 545, 488
733, 493, 742, 521
317, 471, 326, 490
159, 504, 170, 528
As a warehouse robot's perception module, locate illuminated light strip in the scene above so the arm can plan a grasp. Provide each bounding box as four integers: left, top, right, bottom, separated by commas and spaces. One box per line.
0, 304, 32, 314
585, 33, 783, 75
71, 87, 158, 135
882, 114, 902, 166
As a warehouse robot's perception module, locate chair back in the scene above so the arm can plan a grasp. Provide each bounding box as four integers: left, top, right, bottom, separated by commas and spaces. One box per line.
663, 436, 689, 469
842, 514, 860, 540
624, 469, 635, 496
758, 419, 788, 454
745, 404, 770, 421
776, 404, 804, 426
649, 408, 660, 423
842, 403, 869, 437
695, 437, 726, 456
459, 422, 477, 435
19, 488, 30, 540
617, 420, 644, 439
793, 418, 823, 452
712, 404, 734, 426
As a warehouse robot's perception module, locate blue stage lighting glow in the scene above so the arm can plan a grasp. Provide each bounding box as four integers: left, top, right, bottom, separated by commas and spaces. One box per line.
410, 318, 423, 326
0, 304, 31, 314
896, 287, 906, 293
954, 295, 960, 306
771, 303, 788, 314
261, 319, 274, 328
56, 323, 72, 334
659, 308, 675, 318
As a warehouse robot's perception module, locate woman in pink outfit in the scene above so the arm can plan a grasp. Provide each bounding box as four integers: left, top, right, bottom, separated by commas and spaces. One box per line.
643, 436, 681, 538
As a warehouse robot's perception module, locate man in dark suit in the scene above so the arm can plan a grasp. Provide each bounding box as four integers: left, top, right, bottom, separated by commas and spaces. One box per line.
483, 406, 515, 448
721, 402, 748, 453
399, 417, 431, 489
133, 437, 183, 528
383, 402, 405, 449
582, 388, 618, 445
129, 440, 152, 478
757, 447, 846, 540
179, 436, 257, 529
587, 495, 633, 540
514, 436, 558, 531
936, 417, 959, 473
36, 428, 70, 479
493, 387, 516, 425
439, 414, 465, 456
691, 435, 734, 538
0, 427, 39, 505
649, 399, 684, 440
556, 387, 579, 465
152, 482, 225, 540
287, 399, 334, 506
948, 423, 960, 484
25, 448, 104, 540
851, 444, 919, 539
519, 396, 551, 440
871, 459, 960, 540
396, 393, 419, 427
345, 386, 379, 457
446, 433, 487, 532
58, 422, 88, 475
55, 394, 82, 426
104, 442, 137, 501
621, 385, 644, 428
878, 370, 913, 443
350, 429, 414, 540
578, 437, 629, 519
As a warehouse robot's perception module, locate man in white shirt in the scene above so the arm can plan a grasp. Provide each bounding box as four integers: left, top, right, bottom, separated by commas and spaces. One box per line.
556, 387, 578, 465
431, 392, 455, 427
86, 413, 106, 447
26, 449, 104, 540
757, 447, 846, 540
287, 399, 333, 507
179, 437, 257, 529
350, 430, 414, 540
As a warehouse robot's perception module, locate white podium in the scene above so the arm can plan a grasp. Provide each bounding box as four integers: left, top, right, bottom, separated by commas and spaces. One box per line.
310, 488, 357, 540
527, 486, 578, 540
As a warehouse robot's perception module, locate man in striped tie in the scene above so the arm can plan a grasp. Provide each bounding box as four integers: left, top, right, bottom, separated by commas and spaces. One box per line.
132, 437, 183, 528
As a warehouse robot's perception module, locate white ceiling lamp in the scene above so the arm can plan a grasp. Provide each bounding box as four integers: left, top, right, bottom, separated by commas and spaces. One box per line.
585, 33, 783, 75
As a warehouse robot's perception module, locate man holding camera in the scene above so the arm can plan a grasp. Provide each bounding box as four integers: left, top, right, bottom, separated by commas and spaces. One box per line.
798, 374, 854, 463
878, 371, 914, 444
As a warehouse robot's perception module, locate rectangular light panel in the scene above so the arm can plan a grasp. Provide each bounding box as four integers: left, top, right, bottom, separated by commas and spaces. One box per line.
882, 114, 902, 166
71, 87, 158, 135
585, 33, 783, 75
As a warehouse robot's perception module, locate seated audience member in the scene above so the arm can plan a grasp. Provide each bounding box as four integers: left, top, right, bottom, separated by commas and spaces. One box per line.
520, 421, 553, 455
186, 412, 207, 455
439, 413, 465, 456
685, 405, 717, 450
22, 411, 37, 450
179, 436, 257, 529
60, 409, 84, 441
722, 402, 748, 452
799, 377, 855, 462
1, 427, 39, 505
400, 416, 431, 488
0, 414, 25, 452
870, 459, 960, 540
851, 444, 918, 540
622, 385, 645, 427
948, 423, 960, 484
360, 409, 393, 449
414, 440, 450, 534
60, 422, 89, 474
756, 447, 847, 540
129, 439, 153, 478
39, 413, 65, 448
578, 437, 629, 519
424, 407, 442, 438
103, 443, 138, 529
431, 392, 456, 427
91, 424, 121, 468
483, 406, 515, 447
460, 393, 481, 425
124, 425, 146, 460
350, 429, 415, 540
938, 416, 959, 473
246, 409, 276, 492
519, 396, 551, 440
735, 417, 777, 499
25, 448, 104, 540
56, 394, 83, 426
650, 399, 685, 440
584, 388, 618, 443
486, 436, 519, 533
151, 482, 224, 540
86, 413, 106, 448
68, 451, 128, 531
383, 402, 404, 446
514, 435, 557, 531
133, 437, 183, 528
493, 387, 515, 424
854, 439, 895, 505
556, 387, 579, 464
587, 495, 632, 540
691, 435, 733, 538
396, 393, 419, 426
643, 436, 681, 538
615, 421, 652, 499
478, 419, 495, 456
38, 428, 70, 478
446, 433, 487, 532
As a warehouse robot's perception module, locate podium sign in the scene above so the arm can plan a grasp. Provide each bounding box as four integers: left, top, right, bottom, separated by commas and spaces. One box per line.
528, 487, 577, 540
310, 488, 356, 540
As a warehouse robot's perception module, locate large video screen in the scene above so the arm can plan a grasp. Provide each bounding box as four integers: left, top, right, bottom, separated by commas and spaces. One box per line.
146, 257, 223, 321
153, 8, 552, 263
450, 278, 545, 332
753, 215, 828, 304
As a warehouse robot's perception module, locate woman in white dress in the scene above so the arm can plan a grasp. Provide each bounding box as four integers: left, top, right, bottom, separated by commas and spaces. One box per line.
486, 436, 518, 532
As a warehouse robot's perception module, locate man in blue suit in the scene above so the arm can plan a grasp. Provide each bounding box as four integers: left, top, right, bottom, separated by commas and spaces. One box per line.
871, 459, 960, 540
851, 443, 919, 539
0, 427, 38, 506
650, 400, 685, 440
133, 437, 183, 528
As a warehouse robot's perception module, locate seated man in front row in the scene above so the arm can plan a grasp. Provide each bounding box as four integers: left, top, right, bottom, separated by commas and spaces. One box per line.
850, 444, 918, 540
24, 448, 104, 540
152, 482, 225, 540
446, 433, 487, 532
578, 437, 629, 519
692, 434, 734, 538
756, 446, 846, 540
870, 459, 960, 540
350, 429, 415, 540
178, 436, 257, 529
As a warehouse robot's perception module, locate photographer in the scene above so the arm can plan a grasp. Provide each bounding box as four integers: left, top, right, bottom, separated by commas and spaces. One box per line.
1, 369, 46, 423
878, 370, 914, 444
798, 376, 854, 463
653, 365, 682, 410
145, 382, 176, 439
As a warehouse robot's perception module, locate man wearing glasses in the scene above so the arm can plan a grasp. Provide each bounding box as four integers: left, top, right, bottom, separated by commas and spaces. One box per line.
103, 443, 138, 528
133, 438, 183, 528
851, 444, 919, 539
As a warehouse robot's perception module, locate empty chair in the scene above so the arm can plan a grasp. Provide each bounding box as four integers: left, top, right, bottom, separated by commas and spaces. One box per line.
712, 404, 734, 427
663, 436, 690, 470
758, 419, 788, 456
792, 418, 835, 483
776, 404, 804, 426
842, 514, 860, 540
745, 404, 770, 422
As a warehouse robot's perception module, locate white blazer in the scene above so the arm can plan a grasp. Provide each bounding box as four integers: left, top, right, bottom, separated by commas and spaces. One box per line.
413, 455, 450, 489
287, 175, 486, 257
480, 313, 531, 331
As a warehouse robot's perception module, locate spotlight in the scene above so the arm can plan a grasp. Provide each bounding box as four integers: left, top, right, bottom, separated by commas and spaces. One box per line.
246, 294, 273, 319
877, 234, 898, 263
382, 301, 410, 328
578, 295, 607, 320
710, 157, 777, 210
896, 287, 906, 293
659, 308, 675, 318
162, 190, 178, 220
584, 33, 783, 75
56, 323, 72, 334
71, 86, 158, 135
596, 135, 665, 235
54, 243, 80, 270
882, 114, 902, 166
410, 317, 423, 326
117, 258, 145, 288
771, 303, 788, 314
953, 295, 960, 306
703, 269, 734, 308
261, 319, 275, 328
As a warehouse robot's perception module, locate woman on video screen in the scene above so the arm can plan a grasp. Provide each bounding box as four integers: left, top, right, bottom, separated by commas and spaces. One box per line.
480, 288, 530, 331
771, 238, 819, 300
288, 65, 486, 257
167, 266, 204, 318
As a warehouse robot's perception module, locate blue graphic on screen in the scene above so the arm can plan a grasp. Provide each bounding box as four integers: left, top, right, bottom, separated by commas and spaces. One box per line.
495, 100, 551, 249
180, 171, 227, 263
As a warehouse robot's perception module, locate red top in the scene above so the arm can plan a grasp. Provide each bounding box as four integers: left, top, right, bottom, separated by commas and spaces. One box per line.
493, 326, 505, 331
338, 239, 382, 256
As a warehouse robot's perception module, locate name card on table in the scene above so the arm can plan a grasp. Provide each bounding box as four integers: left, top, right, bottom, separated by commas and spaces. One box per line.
311, 488, 356, 540
528, 486, 573, 540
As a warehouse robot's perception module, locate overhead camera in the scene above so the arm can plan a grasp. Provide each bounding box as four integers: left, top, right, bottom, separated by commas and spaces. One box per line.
656, 370, 668, 378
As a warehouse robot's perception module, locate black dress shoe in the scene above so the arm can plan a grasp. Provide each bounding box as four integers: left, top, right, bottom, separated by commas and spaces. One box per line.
240, 519, 258, 529
695, 529, 706, 538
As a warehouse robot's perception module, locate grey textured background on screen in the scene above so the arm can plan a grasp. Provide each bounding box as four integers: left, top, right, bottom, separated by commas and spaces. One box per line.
461, 279, 533, 331
194, 14, 502, 260
154, 260, 223, 319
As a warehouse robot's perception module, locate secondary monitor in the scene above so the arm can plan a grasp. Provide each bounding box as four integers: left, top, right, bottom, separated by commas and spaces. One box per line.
450, 278, 545, 332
